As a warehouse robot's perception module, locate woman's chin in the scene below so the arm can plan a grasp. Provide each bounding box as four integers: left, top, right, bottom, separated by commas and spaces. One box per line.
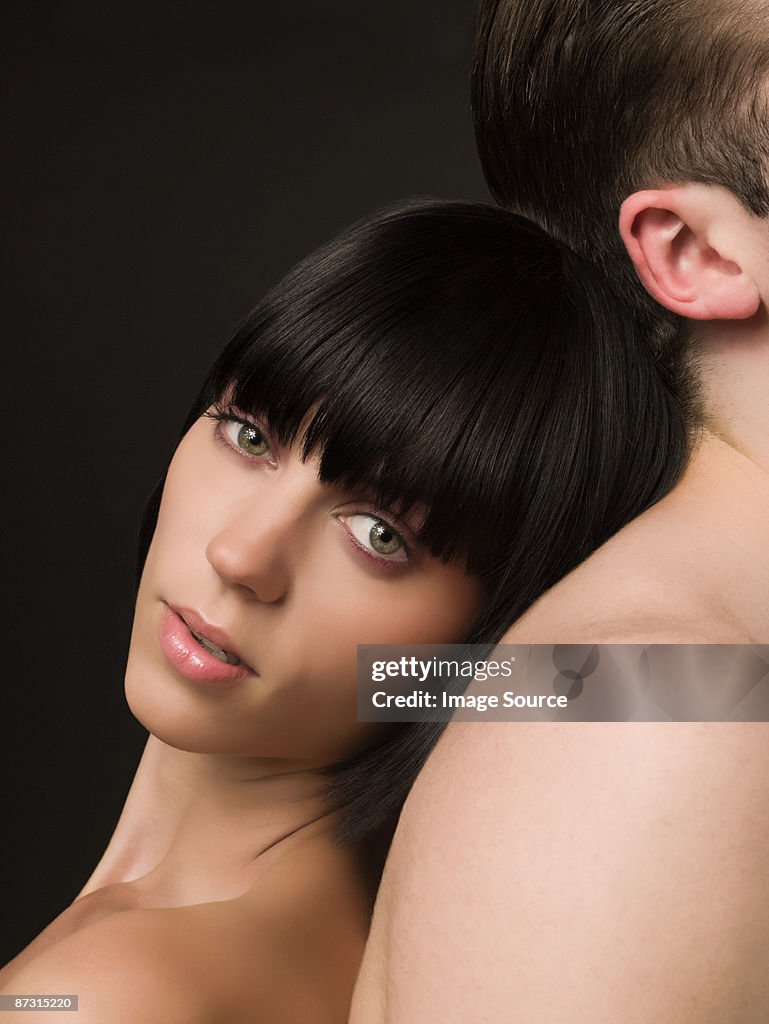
123, 652, 237, 754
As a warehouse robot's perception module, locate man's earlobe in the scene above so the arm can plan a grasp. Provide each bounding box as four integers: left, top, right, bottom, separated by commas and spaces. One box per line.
619, 190, 760, 321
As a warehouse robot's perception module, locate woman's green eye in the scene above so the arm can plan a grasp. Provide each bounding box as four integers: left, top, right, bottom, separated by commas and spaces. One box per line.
235, 423, 270, 457
369, 520, 402, 555
216, 415, 271, 457
346, 514, 408, 563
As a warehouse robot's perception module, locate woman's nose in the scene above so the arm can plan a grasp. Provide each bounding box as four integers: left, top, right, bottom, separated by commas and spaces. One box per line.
205, 495, 298, 603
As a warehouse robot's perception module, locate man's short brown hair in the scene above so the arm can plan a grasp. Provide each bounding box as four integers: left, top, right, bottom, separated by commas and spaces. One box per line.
473, 0, 769, 349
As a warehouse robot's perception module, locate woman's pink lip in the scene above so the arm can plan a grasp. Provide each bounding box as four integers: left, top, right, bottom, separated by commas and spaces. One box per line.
158, 606, 255, 685
170, 604, 253, 666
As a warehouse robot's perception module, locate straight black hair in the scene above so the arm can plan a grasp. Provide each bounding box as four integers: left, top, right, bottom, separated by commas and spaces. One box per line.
137, 199, 689, 844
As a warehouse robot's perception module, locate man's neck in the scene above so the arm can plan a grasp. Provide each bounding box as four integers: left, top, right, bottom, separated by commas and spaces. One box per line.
505, 431, 769, 642
663, 433, 769, 637
693, 311, 769, 477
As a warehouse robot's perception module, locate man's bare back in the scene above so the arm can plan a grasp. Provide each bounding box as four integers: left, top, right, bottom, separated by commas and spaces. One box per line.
350, 438, 769, 1020
349, 0, 769, 1017
351, 718, 769, 1022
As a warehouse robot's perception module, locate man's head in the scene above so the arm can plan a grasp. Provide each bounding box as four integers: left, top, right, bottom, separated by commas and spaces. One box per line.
472, 0, 769, 352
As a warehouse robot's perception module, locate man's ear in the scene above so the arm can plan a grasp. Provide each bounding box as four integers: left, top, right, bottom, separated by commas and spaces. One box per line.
619, 188, 761, 320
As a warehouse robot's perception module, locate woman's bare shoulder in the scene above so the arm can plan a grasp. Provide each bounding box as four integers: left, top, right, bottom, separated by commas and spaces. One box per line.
0, 895, 290, 1023
1, 839, 369, 1024
2, 894, 347, 1024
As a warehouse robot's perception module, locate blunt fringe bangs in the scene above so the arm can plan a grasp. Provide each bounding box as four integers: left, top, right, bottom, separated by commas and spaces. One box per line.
148, 200, 686, 617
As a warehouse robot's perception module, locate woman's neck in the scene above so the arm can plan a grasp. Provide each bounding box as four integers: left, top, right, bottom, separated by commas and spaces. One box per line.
76, 733, 335, 906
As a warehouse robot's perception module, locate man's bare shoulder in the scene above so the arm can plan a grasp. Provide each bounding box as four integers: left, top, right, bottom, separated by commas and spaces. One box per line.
400, 721, 769, 868
505, 510, 749, 642
353, 721, 769, 1022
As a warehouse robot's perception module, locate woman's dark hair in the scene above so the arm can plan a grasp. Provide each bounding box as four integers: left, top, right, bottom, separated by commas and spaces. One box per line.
136, 199, 688, 844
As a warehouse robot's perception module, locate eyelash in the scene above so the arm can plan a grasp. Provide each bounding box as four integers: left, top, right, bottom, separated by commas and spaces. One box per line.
204, 404, 414, 569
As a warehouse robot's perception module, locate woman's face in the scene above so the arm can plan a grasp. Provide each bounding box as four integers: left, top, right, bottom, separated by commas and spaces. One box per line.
125, 407, 486, 766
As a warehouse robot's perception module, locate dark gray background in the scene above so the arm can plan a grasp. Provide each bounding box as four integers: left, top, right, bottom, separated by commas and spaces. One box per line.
1, 1, 488, 964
